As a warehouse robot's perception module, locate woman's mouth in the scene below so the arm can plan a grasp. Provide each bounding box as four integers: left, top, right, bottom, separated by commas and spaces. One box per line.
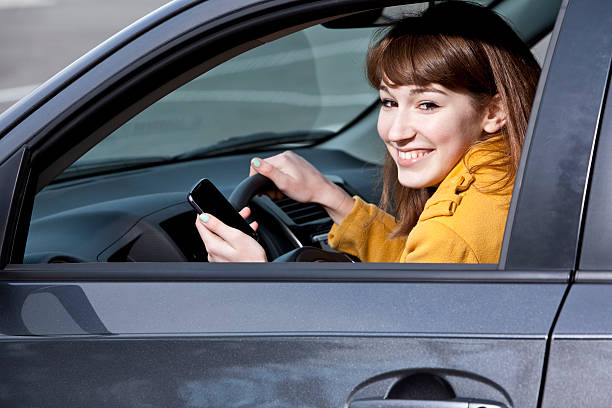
397, 149, 434, 166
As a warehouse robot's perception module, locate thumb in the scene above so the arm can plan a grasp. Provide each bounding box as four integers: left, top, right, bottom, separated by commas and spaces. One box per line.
250, 157, 289, 189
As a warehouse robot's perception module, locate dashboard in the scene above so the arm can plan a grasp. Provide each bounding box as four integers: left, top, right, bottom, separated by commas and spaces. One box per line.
25, 148, 381, 263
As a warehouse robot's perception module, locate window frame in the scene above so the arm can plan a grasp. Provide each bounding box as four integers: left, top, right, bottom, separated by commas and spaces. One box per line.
0, 0, 590, 278
501, 0, 611, 271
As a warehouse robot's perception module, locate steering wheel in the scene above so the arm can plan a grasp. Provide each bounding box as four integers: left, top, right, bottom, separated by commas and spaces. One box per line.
228, 174, 276, 209
228, 174, 358, 262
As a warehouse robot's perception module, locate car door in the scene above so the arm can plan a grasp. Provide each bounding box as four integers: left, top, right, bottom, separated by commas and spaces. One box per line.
0, 0, 591, 407
539, 1, 612, 406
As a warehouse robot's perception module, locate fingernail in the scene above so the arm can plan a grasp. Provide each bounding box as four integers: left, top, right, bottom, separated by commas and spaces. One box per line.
199, 214, 209, 223
251, 158, 261, 168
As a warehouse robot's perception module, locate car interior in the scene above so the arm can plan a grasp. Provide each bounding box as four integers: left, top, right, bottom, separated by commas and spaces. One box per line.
23, 0, 562, 264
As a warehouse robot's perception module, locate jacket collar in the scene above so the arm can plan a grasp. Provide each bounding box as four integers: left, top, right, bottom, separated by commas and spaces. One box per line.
418, 136, 510, 222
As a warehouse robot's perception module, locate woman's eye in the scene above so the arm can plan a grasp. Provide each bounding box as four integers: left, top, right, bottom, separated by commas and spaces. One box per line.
380, 99, 397, 108
418, 102, 439, 111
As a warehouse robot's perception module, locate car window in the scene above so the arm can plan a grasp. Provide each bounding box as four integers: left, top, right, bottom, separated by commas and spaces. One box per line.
62, 24, 378, 175
22, 1, 561, 265
24, 23, 380, 264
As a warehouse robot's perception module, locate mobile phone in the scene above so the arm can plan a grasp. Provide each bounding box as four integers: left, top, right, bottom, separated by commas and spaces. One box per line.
188, 178, 258, 240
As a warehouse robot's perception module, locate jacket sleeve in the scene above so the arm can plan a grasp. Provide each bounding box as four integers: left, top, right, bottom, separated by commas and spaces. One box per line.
328, 196, 407, 262
402, 220, 479, 263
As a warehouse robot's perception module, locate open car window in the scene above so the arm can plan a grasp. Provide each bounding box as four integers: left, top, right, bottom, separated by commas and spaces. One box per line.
25, 22, 382, 264
60, 24, 379, 180
22, 1, 561, 265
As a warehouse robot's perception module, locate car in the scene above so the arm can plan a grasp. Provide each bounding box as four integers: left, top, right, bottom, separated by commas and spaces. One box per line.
0, 0, 610, 406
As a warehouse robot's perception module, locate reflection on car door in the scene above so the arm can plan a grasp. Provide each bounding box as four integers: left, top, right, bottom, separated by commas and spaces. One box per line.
0, 266, 566, 407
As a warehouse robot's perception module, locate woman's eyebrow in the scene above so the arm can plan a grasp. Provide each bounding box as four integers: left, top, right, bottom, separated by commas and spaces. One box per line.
409, 86, 448, 96
378, 84, 448, 96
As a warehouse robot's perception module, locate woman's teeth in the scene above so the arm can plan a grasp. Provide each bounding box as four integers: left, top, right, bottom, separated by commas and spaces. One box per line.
399, 150, 431, 160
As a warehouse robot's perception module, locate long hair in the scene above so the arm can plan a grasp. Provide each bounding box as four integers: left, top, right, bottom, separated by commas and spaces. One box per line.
366, 1, 541, 236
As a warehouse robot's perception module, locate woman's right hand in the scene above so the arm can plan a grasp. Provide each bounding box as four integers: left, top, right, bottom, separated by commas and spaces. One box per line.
249, 151, 354, 225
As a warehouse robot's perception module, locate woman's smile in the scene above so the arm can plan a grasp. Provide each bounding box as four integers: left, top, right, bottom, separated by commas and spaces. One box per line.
397, 149, 435, 166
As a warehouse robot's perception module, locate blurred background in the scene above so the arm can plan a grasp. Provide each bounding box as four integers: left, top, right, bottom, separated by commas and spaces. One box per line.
0, 0, 168, 114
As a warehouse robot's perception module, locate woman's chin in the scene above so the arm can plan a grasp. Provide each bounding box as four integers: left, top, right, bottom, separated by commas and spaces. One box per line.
397, 173, 437, 189
397, 180, 431, 189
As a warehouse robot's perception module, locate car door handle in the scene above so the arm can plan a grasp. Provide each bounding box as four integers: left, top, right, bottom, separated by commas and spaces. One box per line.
349, 398, 506, 408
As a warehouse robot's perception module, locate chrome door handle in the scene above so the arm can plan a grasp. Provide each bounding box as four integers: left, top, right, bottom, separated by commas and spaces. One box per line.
349, 398, 506, 408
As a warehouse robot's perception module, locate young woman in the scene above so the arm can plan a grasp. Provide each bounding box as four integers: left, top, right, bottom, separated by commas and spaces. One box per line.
195, 1, 541, 263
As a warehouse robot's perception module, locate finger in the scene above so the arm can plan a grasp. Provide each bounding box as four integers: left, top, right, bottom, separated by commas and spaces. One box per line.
256, 189, 283, 200
268, 190, 284, 200
195, 216, 226, 250
250, 157, 293, 191
198, 213, 247, 245
196, 216, 239, 261
195, 215, 224, 247
239, 207, 251, 220
250, 221, 259, 231
249, 156, 269, 177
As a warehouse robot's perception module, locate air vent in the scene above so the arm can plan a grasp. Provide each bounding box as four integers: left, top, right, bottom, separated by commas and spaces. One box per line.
275, 197, 330, 225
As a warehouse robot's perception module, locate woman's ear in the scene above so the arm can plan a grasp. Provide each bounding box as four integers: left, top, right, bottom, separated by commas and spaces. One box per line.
481, 94, 507, 134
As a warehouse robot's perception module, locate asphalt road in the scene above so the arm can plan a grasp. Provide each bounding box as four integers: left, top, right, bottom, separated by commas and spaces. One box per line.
0, 0, 168, 113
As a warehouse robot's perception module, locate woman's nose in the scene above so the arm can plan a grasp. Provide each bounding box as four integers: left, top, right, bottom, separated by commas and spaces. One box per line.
387, 114, 416, 143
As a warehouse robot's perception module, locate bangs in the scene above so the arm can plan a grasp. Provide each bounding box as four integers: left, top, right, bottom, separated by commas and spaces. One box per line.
367, 30, 494, 95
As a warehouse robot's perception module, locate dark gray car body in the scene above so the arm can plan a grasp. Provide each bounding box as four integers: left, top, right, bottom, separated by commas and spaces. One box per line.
0, 0, 611, 406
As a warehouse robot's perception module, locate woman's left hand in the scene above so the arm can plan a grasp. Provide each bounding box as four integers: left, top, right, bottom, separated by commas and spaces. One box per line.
194, 207, 267, 262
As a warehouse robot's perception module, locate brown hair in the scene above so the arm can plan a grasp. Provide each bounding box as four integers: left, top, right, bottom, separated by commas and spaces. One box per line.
366, 1, 541, 236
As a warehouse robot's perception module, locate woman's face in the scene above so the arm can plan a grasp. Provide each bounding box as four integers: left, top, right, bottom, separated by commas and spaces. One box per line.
378, 82, 486, 189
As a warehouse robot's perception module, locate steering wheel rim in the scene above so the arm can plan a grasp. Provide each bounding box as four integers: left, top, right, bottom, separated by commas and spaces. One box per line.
227, 174, 358, 262
228, 174, 275, 210
228, 174, 302, 259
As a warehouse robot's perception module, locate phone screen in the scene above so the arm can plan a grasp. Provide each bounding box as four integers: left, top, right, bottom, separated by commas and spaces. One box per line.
188, 178, 258, 240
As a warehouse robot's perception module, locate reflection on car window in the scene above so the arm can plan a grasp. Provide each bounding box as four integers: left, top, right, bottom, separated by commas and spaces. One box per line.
69, 25, 378, 168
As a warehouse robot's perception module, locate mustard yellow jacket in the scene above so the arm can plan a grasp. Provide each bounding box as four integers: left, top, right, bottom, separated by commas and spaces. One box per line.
328, 143, 513, 263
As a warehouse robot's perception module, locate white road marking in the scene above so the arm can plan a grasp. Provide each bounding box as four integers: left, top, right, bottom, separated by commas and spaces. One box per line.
0, 84, 39, 103
0, 0, 55, 9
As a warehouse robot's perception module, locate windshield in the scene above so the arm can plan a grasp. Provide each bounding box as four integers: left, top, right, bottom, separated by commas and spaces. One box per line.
66, 24, 379, 173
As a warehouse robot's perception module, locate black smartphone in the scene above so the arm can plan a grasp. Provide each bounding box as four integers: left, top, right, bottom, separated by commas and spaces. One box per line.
188, 178, 258, 240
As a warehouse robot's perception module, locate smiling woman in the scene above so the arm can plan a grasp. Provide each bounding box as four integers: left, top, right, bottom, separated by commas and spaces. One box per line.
376, 83, 490, 189
196, 1, 541, 263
